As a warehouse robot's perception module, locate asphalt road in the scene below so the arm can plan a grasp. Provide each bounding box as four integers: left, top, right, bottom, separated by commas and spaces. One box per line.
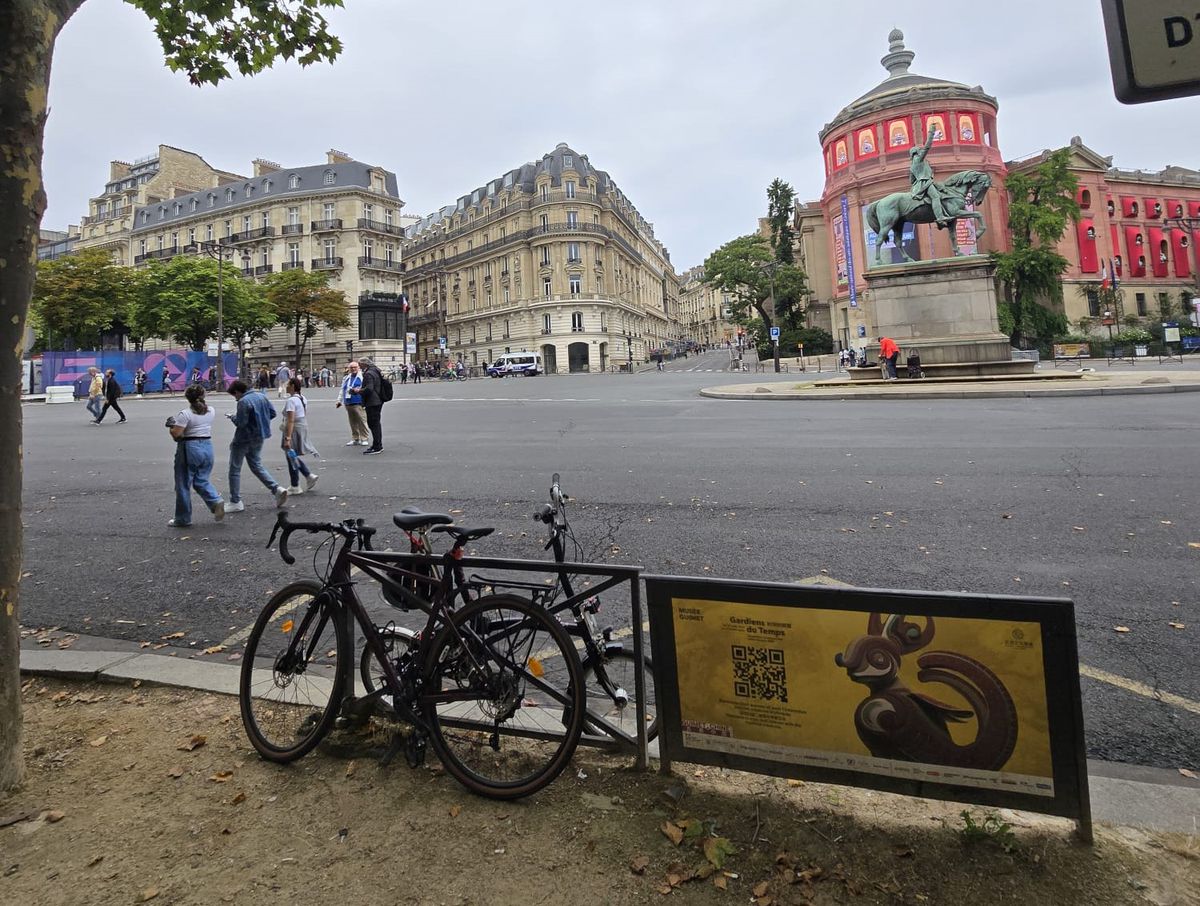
18, 349, 1200, 769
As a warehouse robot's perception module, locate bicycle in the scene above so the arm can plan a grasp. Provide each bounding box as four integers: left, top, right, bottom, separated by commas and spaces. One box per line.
238, 511, 586, 799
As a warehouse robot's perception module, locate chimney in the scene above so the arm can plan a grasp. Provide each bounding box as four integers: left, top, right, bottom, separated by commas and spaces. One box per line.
326, 149, 353, 165
253, 158, 282, 176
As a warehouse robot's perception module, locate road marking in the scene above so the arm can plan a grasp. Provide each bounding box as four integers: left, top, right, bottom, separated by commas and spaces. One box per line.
1079, 663, 1200, 716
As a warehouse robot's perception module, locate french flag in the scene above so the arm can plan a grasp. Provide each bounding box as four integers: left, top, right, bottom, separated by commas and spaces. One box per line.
1109, 258, 1120, 291
400, 292, 409, 313
1100, 260, 1109, 290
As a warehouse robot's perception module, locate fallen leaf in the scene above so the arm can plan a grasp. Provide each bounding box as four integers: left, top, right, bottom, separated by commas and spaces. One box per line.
177, 735, 206, 752
87, 855, 104, 867
89, 735, 108, 747
753, 881, 770, 897
713, 875, 728, 891
630, 855, 650, 875
161, 632, 185, 640
44, 810, 66, 823
678, 818, 704, 840
231, 792, 246, 805
1113, 626, 1131, 633
209, 771, 234, 783
656, 884, 672, 895
167, 766, 185, 779
1169, 622, 1186, 630
703, 836, 735, 868
345, 761, 356, 778
1188, 542, 1200, 549
1180, 768, 1198, 780
660, 820, 684, 846
141, 888, 159, 902
449, 805, 461, 818
786, 779, 804, 787
202, 645, 226, 655
51, 691, 69, 702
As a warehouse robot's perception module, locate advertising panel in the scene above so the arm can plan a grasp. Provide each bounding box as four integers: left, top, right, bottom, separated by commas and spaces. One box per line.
840, 195, 857, 308
856, 127, 878, 160
647, 576, 1091, 837
921, 112, 950, 145
885, 118, 912, 150
832, 212, 848, 288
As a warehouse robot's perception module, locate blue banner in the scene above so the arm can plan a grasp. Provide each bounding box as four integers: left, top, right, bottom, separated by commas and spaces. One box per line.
43, 349, 239, 395
841, 195, 858, 308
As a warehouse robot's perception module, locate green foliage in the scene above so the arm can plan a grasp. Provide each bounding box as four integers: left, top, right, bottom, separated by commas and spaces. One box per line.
957, 810, 1016, 853
30, 249, 141, 348
1113, 327, 1153, 344
701, 234, 807, 332
996, 302, 1016, 337
125, 0, 345, 86
991, 149, 1079, 345
262, 269, 350, 368
766, 178, 796, 265
129, 255, 263, 351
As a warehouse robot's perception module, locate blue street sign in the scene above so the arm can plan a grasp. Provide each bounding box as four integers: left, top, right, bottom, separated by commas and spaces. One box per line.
769, 326, 781, 341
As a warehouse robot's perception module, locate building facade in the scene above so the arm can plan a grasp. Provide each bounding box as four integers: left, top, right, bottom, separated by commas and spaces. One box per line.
128, 151, 408, 373
401, 143, 681, 373
678, 265, 737, 346
75, 145, 245, 266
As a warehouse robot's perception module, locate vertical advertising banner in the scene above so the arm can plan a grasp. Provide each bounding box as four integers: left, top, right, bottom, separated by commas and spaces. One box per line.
405, 332, 417, 355
646, 577, 1091, 832
841, 195, 858, 308
862, 203, 918, 265
833, 213, 848, 288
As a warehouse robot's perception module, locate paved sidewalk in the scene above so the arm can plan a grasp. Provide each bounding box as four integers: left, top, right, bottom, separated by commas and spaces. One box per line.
18, 631, 1200, 836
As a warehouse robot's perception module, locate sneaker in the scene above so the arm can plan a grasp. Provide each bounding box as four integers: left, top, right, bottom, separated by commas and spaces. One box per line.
118, 419, 127, 424
289, 485, 304, 496
225, 500, 245, 513
167, 518, 191, 528
306, 474, 320, 491
212, 501, 225, 522
356, 440, 371, 446
345, 440, 359, 446
274, 487, 289, 508
363, 448, 383, 456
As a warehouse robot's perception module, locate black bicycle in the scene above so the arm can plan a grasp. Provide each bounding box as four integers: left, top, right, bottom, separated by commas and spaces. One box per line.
238, 511, 586, 799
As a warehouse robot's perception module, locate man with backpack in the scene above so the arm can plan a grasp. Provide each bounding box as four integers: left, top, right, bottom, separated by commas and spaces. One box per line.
357, 356, 391, 455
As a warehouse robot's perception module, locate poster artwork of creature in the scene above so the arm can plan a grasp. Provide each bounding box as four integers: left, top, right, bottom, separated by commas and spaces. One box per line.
834, 613, 1018, 771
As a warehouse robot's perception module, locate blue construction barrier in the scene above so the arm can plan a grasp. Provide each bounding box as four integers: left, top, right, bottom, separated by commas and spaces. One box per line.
43, 350, 239, 396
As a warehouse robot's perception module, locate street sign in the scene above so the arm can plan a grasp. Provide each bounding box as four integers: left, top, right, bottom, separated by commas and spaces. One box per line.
1102, 0, 1200, 103
438, 336, 447, 350
769, 326, 780, 341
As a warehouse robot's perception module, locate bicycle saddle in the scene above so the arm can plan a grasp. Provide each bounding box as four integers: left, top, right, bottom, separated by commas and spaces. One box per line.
393, 508, 455, 530
431, 524, 495, 542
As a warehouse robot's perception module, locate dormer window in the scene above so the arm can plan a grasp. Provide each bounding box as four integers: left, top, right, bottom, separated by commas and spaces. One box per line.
263, 179, 272, 194
323, 170, 335, 186
288, 174, 300, 189
173, 203, 182, 215
190, 199, 198, 211
158, 207, 165, 220
244, 184, 253, 198
564, 154, 573, 168
207, 194, 216, 207
140, 211, 149, 224
226, 188, 235, 202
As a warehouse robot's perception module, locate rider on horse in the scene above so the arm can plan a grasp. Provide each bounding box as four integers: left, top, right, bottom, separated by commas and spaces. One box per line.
910, 130, 950, 230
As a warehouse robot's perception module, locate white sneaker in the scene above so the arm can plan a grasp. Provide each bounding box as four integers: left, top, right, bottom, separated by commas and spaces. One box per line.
357, 440, 371, 446
274, 487, 289, 508
306, 474, 320, 491
288, 485, 304, 496
345, 440, 358, 446
225, 500, 245, 513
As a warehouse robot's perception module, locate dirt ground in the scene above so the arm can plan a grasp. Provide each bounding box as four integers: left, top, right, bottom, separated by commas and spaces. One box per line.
2, 678, 1197, 906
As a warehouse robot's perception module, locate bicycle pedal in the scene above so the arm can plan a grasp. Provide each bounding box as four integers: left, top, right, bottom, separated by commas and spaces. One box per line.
404, 732, 427, 769
379, 731, 405, 768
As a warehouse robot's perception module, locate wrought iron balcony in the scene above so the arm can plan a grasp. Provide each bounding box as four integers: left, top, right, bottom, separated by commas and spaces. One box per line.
281, 223, 304, 236
229, 227, 275, 243
357, 218, 405, 236
358, 257, 404, 271
312, 257, 343, 270
255, 264, 274, 275
311, 219, 343, 231
281, 261, 304, 271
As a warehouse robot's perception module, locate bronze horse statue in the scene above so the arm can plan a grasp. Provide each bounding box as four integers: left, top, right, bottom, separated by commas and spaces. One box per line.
865, 170, 992, 264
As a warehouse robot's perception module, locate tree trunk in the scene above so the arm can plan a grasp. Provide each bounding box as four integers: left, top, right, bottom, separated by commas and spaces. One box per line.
0, 0, 77, 792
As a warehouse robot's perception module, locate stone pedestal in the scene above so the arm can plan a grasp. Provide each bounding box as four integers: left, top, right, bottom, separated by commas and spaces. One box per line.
858, 255, 1034, 378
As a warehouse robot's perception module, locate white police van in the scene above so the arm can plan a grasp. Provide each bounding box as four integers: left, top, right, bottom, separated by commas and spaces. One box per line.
488, 352, 543, 377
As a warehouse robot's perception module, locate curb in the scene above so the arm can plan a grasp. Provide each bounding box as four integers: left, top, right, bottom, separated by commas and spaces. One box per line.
699, 382, 1200, 402
19, 640, 1200, 835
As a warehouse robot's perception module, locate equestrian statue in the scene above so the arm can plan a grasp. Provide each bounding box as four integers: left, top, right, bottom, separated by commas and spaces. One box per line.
865, 130, 991, 264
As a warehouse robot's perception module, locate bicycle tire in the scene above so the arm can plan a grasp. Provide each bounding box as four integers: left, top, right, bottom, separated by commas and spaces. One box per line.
422, 594, 585, 799
239, 580, 348, 763
584, 649, 659, 742
359, 627, 419, 696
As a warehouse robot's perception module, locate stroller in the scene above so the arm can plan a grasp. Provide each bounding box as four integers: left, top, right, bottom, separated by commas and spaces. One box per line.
906, 353, 924, 379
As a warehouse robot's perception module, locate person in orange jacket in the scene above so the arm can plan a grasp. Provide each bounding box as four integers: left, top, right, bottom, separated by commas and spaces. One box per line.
879, 336, 900, 380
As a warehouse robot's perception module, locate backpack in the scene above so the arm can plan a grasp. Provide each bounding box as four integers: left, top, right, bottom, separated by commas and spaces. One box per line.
378, 372, 394, 403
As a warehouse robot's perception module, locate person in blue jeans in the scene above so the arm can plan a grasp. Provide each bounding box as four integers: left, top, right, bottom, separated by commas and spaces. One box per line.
166, 385, 225, 527
224, 379, 288, 513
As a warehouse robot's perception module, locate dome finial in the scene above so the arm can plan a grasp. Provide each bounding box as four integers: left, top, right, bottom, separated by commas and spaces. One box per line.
882, 28, 915, 78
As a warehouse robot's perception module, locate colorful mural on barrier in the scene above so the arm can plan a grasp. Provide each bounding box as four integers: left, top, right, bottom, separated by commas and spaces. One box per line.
43, 350, 239, 395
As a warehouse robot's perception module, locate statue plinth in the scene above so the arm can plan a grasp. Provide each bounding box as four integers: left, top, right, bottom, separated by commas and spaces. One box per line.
858, 255, 1034, 379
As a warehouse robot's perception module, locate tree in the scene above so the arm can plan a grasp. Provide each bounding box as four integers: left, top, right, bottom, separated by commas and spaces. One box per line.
29, 248, 140, 349
1, 0, 346, 793
129, 255, 263, 351
221, 282, 275, 379
991, 149, 1079, 347
263, 269, 351, 370
701, 234, 807, 336
766, 178, 796, 265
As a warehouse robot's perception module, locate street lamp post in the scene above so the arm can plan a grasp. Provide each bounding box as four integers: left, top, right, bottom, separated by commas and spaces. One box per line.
754, 260, 782, 373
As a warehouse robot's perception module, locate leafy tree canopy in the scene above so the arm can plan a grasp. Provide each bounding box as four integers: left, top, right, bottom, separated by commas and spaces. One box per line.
766, 178, 796, 265
263, 269, 351, 368
129, 255, 263, 351
701, 234, 807, 331
30, 249, 141, 347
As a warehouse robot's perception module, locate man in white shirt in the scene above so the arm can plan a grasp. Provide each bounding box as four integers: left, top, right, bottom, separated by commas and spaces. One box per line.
274, 362, 291, 398
335, 361, 370, 445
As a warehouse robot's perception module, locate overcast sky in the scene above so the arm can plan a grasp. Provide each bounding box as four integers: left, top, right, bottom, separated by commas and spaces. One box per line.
43, 0, 1198, 270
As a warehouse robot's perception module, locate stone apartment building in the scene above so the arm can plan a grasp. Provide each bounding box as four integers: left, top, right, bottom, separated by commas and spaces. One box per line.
401, 143, 681, 373
678, 265, 736, 347
75, 145, 245, 266
128, 150, 408, 373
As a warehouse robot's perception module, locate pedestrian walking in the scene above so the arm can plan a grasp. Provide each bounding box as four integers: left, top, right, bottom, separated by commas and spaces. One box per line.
335, 361, 370, 446
320, 366, 332, 388
399, 363, 408, 384
95, 369, 127, 423
281, 378, 320, 496
275, 361, 292, 399
85, 366, 104, 422
256, 366, 270, 390
412, 362, 422, 384
161, 367, 174, 396
358, 356, 385, 455
190, 366, 202, 386
134, 367, 147, 397
166, 384, 225, 528
224, 379, 288, 512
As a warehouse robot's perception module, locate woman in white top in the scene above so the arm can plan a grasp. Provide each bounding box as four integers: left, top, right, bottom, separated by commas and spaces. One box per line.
167, 384, 225, 527
282, 377, 320, 495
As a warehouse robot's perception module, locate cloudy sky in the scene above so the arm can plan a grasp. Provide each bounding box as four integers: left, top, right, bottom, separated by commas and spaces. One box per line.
43, 0, 1198, 270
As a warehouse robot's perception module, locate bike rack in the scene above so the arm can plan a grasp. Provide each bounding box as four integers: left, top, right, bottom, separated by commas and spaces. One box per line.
336, 551, 652, 770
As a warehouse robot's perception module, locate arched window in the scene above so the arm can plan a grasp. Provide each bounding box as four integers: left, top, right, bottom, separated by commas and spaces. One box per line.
288, 174, 300, 189
323, 170, 335, 185
1079, 189, 1091, 208
225, 188, 235, 202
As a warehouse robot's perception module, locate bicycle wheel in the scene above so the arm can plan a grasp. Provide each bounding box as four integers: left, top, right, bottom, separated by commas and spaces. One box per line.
359, 627, 419, 696
584, 650, 659, 742
240, 580, 348, 762
422, 594, 585, 799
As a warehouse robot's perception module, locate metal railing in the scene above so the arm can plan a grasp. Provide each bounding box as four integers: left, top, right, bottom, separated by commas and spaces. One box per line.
358, 257, 404, 271
311, 257, 343, 269
229, 227, 275, 243
357, 218, 405, 236
310, 219, 344, 231
281, 261, 304, 271
254, 264, 274, 275
281, 223, 304, 235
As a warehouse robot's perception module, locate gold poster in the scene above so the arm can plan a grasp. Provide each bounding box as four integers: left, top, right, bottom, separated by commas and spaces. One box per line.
672, 600, 1055, 797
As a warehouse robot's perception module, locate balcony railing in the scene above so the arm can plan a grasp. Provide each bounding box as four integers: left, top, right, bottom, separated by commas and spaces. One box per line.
311, 219, 343, 231
281, 223, 304, 235
254, 264, 274, 275
241, 267, 254, 276
357, 218, 405, 236
281, 261, 304, 271
358, 256, 405, 271
407, 311, 441, 327
229, 226, 275, 243
133, 245, 181, 264
312, 257, 343, 269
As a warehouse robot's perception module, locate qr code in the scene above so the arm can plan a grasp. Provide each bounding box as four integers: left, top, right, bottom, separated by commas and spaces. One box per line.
732, 645, 788, 703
